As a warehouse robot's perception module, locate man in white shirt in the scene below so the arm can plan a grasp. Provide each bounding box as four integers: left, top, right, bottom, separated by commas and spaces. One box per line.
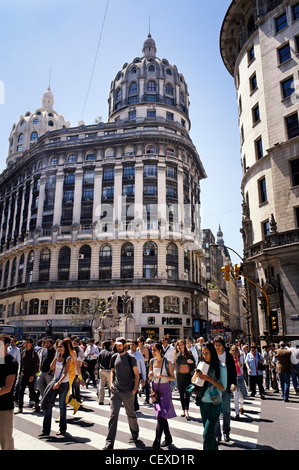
128, 340, 146, 411
161, 336, 175, 365
84, 339, 99, 387
186, 337, 198, 365
7, 337, 21, 366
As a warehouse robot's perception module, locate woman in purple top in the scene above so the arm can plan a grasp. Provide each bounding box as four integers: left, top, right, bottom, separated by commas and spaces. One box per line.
149, 341, 176, 449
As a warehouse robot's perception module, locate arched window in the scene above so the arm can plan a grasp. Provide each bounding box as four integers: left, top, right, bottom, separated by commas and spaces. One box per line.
105, 148, 115, 158
124, 146, 135, 156
142, 296, 160, 313
166, 68, 172, 76
78, 245, 91, 280
167, 242, 178, 258
147, 81, 156, 92
30, 131, 38, 141
99, 244, 112, 280
39, 248, 51, 281
33, 118, 39, 124
50, 156, 58, 165
18, 134, 24, 142
143, 241, 157, 278
164, 296, 180, 314
58, 246, 71, 281
29, 298, 39, 315
65, 297, 80, 315
67, 154, 77, 163
18, 254, 24, 284
165, 83, 174, 95
3, 261, 10, 288
48, 120, 54, 127
86, 153, 95, 161
10, 258, 17, 286
146, 145, 156, 154
148, 65, 155, 72
116, 88, 122, 101
121, 242, 134, 279
128, 82, 138, 104
115, 88, 122, 109
26, 250, 34, 283
166, 243, 178, 280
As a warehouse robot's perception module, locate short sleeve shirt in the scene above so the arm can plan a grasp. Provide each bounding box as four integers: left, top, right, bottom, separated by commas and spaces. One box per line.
110, 353, 137, 392
0, 354, 18, 410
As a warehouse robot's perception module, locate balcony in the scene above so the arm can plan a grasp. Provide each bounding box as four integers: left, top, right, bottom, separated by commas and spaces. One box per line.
245, 228, 299, 259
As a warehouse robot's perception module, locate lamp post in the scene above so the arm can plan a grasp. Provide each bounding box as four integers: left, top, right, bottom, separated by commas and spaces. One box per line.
210, 243, 270, 342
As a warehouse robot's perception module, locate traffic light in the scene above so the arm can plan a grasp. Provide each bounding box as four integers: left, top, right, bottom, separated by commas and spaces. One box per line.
221, 265, 230, 281
234, 264, 241, 281
271, 313, 278, 333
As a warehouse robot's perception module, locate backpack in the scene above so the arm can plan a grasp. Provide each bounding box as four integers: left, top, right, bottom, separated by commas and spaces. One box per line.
290, 348, 299, 365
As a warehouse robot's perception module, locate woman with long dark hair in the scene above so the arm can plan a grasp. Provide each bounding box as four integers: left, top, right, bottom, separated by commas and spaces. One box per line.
193, 342, 227, 450
174, 340, 195, 420
148, 342, 176, 449
39, 339, 71, 437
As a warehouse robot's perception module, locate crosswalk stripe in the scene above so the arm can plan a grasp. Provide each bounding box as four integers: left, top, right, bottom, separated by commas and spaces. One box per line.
12, 388, 262, 451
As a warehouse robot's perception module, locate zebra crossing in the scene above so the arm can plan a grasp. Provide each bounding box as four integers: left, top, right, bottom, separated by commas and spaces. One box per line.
13, 388, 262, 451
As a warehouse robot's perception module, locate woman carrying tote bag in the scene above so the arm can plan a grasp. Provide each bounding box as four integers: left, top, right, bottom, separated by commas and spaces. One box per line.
148, 342, 176, 449
39, 339, 71, 437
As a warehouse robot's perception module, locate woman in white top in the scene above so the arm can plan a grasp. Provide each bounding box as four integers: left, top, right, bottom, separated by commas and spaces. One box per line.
39, 339, 71, 437
148, 342, 176, 449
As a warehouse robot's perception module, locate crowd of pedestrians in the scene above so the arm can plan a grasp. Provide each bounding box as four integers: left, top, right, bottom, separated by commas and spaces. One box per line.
0, 331, 298, 451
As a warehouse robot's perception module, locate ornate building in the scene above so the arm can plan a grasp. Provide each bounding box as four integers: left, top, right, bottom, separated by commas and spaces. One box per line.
0, 35, 207, 341
220, 0, 299, 342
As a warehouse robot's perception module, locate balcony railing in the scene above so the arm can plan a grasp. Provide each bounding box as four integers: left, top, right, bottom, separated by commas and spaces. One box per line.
245, 228, 299, 259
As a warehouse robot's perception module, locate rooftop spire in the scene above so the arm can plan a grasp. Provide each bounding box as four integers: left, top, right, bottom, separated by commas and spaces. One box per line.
142, 33, 157, 58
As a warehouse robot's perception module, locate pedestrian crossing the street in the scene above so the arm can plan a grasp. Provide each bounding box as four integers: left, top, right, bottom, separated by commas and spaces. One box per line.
13, 388, 262, 451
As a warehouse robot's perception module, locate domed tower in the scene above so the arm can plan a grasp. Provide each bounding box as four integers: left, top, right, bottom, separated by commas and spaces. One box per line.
7, 87, 70, 166
108, 34, 190, 131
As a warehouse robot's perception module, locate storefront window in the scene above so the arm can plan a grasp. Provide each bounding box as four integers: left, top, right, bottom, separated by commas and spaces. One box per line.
164, 296, 180, 314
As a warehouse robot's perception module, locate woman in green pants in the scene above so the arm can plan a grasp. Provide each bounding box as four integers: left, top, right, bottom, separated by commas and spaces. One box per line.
193, 342, 227, 450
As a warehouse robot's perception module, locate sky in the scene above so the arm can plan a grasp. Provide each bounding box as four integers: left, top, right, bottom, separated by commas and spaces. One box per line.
0, 0, 243, 265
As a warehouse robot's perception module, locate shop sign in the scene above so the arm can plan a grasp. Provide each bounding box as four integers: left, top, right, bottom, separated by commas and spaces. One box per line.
162, 317, 183, 326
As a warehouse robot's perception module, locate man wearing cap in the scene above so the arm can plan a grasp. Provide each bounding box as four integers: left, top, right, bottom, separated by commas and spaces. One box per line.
103, 337, 140, 450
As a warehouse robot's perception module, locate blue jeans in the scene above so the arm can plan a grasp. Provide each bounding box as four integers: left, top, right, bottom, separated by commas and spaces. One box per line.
278, 373, 290, 401
42, 382, 69, 434
214, 390, 231, 438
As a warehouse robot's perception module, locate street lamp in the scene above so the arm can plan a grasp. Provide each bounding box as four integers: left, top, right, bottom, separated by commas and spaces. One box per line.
210, 242, 271, 338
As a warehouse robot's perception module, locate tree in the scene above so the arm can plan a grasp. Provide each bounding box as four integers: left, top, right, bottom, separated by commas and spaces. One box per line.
67, 297, 106, 337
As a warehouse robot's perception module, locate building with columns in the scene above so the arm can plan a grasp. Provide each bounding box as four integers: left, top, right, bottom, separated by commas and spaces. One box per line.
220, 0, 299, 343
0, 35, 207, 341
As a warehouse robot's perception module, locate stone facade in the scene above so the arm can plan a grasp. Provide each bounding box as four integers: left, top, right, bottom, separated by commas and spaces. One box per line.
221, 0, 299, 342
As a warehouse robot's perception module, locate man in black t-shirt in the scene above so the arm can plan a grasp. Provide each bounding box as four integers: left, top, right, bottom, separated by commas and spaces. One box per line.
103, 337, 140, 450
0, 334, 18, 450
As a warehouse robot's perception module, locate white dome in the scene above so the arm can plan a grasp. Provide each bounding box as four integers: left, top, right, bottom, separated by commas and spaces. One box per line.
7, 88, 70, 166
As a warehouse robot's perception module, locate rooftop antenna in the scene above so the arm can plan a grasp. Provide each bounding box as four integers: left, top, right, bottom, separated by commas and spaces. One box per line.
48, 69, 52, 90
149, 16, 151, 35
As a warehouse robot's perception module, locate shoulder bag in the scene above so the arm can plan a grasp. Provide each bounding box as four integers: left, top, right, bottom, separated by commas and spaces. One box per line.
150, 357, 166, 404
40, 358, 66, 413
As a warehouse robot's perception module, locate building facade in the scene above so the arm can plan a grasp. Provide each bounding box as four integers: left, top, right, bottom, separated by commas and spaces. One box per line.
220, 0, 299, 342
0, 35, 207, 341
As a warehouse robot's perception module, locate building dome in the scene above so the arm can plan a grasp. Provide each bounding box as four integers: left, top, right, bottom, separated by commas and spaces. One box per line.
108, 35, 190, 130
7, 87, 70, 166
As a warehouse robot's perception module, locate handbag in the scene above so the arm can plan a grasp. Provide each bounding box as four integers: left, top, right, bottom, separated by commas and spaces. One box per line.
40, 359, 66, 413
150, 357, 166, 405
